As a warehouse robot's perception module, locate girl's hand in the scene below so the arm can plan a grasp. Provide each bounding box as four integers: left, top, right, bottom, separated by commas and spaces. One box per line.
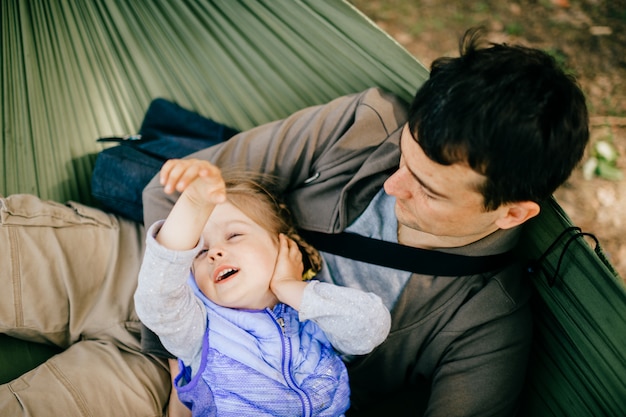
159, 159, 226, 206
270, 234, 307, 309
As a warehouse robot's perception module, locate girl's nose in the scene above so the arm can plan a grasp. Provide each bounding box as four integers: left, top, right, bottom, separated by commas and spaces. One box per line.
207, 248, 224, 262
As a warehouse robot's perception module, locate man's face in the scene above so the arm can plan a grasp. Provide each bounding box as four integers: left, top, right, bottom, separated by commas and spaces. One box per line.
383, 125, 509, 249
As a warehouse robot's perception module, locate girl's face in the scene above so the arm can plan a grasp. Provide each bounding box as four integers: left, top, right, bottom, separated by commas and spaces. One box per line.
193, 201, 279, 310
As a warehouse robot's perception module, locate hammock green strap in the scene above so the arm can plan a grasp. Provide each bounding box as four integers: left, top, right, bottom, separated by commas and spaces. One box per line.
517, 198, 626, 417
2, 1, 625, 415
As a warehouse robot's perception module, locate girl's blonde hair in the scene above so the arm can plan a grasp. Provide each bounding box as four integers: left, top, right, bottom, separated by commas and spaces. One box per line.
221, 170, 322, 280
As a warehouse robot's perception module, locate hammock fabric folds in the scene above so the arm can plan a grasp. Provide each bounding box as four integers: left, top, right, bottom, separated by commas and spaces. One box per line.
1, 0, 426, 204
1, 1, 625, 416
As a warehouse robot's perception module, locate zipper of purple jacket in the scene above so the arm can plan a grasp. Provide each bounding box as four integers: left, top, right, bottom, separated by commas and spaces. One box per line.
270, 304, 313, 417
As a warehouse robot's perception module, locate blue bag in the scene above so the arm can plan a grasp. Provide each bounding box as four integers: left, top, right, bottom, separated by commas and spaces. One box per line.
91, 99, 238, 223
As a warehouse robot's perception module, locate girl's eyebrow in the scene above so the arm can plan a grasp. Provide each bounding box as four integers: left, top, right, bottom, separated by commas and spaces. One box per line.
225, 219, 255, 228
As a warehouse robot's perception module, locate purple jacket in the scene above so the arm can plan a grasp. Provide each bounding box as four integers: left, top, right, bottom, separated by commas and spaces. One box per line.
175, 277, 350, 417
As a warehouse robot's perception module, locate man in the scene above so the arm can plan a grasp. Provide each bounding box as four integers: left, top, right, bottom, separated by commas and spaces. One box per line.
0, 29, 588, 416
142, 28, 589, 416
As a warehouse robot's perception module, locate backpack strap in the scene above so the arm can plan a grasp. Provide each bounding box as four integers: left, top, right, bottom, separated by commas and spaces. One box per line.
299, 230, 516, 276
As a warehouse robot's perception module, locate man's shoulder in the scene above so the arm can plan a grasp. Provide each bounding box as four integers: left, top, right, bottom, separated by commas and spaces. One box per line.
451, 265, 531, 330
357, 87, 409, 122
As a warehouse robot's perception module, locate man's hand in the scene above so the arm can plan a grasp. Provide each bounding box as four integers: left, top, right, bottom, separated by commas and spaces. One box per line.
167, 359, 192, 417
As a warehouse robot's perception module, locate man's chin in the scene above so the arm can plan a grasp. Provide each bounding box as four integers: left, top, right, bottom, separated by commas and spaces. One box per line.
395, 206, 421, 232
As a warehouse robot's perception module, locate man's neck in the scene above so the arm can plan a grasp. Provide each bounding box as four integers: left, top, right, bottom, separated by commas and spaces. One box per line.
397, 222, 500, 250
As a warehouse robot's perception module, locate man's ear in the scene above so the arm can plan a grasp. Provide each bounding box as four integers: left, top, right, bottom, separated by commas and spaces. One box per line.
495, 201, 541, 230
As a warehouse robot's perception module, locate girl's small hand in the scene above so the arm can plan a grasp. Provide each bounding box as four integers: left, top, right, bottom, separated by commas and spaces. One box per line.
159, 159, 226, 205
270, 234, 305, 296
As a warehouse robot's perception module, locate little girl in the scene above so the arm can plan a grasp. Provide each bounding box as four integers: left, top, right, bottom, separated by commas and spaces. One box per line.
134, 159, 391, 417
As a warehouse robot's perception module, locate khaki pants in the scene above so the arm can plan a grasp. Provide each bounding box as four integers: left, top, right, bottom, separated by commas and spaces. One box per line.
0, 195, 170, 416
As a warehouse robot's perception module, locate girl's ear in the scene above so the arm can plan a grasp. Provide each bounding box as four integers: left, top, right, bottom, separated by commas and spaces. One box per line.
495, 201, 541, 230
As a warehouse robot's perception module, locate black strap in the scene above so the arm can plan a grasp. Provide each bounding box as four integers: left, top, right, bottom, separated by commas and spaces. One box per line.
300, 230, 516, 276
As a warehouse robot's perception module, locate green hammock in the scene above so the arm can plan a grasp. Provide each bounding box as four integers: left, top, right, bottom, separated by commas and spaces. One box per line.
1, 1, 625, 415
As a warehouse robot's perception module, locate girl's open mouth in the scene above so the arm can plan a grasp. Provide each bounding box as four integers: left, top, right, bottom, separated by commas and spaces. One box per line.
215, 267, 239, 282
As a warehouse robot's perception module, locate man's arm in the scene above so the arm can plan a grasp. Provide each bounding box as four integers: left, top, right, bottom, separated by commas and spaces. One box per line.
143, 88, 408, 229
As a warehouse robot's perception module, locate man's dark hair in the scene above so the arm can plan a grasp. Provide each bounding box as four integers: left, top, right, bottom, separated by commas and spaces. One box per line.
408, 27, 589, 210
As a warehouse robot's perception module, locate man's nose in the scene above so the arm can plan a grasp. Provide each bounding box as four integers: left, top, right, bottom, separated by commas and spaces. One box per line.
384, 167, 411, 199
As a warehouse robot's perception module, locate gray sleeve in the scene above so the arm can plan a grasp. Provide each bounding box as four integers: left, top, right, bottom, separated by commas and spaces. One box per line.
142, 92, 362, 227
133, 221, 205, 368
142, 88, 407, 230
299, 280, 391, 355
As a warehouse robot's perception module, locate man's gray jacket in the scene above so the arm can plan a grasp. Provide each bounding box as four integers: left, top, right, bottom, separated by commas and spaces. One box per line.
143, 88, 532, 417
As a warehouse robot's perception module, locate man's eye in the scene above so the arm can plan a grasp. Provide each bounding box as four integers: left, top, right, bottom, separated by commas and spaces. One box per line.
420, 187, 434, 199
195, 249, 209, 259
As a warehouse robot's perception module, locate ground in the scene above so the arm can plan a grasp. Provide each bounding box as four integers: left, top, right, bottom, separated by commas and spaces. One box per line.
350, 0, 626, 280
